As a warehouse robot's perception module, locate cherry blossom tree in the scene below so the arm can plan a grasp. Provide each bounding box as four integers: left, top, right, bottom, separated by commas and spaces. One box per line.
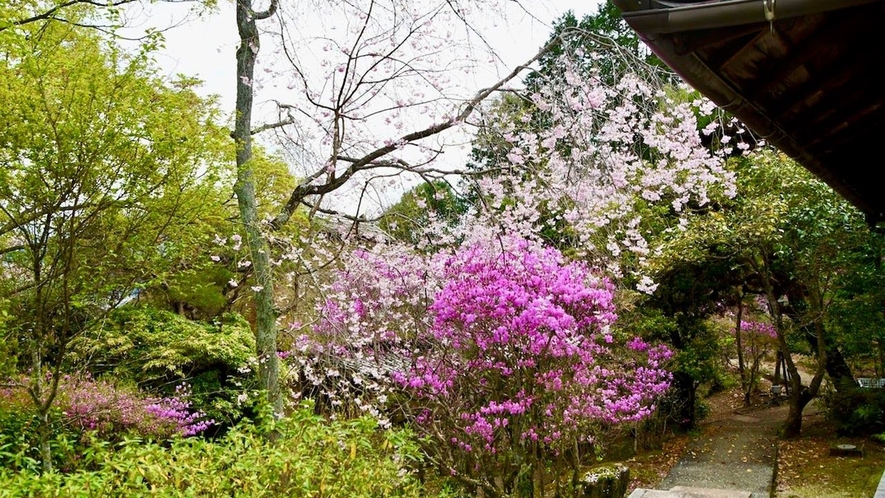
410, 41, 736, 284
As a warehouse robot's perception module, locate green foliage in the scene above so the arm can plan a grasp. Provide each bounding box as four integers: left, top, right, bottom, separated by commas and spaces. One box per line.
821, 387, 885, 436
0, 403, 426, 497
69, 307, 255, 425
0, 395, 71, 474
0, 301, 15, 378
0, 19, 231, 367
650, 151, 876, 435
630, 257, 737, 428
824, 232, 885, 375
0, 375, 214, 473
136, 145, 300, 321
163, 265, 236, 317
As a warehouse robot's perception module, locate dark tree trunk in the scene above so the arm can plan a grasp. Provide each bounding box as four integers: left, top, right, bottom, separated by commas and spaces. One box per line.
672, 371, 698, 430
803, 330, 855, 391
734, 296, 752, 406
783, 388, 814, 438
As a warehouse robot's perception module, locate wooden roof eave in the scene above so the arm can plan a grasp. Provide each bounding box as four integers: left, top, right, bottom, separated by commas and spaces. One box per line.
611, 0, 885, 222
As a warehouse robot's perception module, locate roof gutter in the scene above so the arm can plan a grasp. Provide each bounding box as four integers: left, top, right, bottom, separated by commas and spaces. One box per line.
615, 0, 882, 34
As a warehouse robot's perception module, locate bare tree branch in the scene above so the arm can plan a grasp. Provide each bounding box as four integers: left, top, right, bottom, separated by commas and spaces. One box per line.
252, 0, 278, 20
270, 34, 561, 230
0, 244, 25, 257
251, 117, 295, 135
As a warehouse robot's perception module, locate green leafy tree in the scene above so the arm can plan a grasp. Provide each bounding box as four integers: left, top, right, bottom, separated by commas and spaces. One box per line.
638, 258, 740, 429
652, 151, 871, 437
826, 233, 885, 377
0, 22, 229, 470
139, 146, 299, 321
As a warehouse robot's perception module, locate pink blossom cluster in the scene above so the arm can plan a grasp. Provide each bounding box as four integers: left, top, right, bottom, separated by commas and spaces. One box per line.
738, 320, 777, 339
142, 384, 216, 437
60, 376, 213, 438
391, 237, 671, 455
3, 375, 214, 439
407, 52, 737, 295
287, 245, 437, 424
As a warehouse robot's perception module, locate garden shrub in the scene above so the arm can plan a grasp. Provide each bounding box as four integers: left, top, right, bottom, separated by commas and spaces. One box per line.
822, 386, 885, 436
0, 375, 211, 473
0, 402, 425, 498
69, 307, 255, 424
307, 237, 672, 496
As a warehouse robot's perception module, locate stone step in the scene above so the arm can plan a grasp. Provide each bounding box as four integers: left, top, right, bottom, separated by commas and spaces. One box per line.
628, 487, 753, 498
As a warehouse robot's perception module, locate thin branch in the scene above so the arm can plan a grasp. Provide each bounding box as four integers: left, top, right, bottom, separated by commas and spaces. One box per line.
0, 244, 25, 256
271, 34, 561, 230
250, 117, 295, 135
253, 0, 278, 21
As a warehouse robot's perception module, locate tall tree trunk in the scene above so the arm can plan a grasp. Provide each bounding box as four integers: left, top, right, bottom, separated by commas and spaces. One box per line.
783, 389, 813, 438
234, 0, 282, 415
761, 271, 827, 439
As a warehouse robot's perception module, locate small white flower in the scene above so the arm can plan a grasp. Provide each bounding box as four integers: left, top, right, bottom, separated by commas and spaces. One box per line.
228, 279, 239, 288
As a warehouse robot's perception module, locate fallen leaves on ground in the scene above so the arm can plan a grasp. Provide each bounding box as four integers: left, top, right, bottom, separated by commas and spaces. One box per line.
776, 423, 885, 497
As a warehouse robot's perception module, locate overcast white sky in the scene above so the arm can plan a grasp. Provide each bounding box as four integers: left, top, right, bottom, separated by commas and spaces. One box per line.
123, 0, 603, 116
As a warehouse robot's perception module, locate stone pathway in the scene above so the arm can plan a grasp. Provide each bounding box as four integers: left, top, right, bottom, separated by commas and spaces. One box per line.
655, 405, 784, 498
626, 361, 835, 498
629, 399, 791, 498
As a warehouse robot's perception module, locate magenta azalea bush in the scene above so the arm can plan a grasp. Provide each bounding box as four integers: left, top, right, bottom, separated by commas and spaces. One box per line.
397, 238, 670, 493
737, 320, 777, 339
296, 236, 671, 494
733, 318, 778, 367
63, 377, 214, 438
1, 375, 213, 441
